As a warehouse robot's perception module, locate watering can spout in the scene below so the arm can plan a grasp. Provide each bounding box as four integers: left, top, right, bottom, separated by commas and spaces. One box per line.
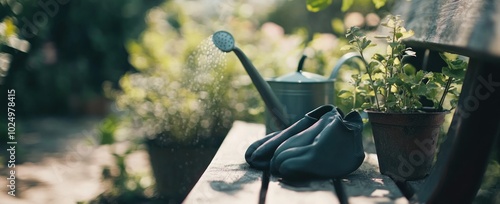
328, 52, 364, 80
232, 47, 290, 129
211, 31, 290, 129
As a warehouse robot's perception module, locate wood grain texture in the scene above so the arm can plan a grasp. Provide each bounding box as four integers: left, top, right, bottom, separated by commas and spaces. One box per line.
392, 0, 500, 60
342, 153, 410, 204
182, 121, 266, 204
265, 177, 340, 204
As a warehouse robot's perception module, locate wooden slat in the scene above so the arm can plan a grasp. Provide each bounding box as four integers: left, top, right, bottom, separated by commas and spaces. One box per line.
342, 153, 409, 204
185, 121, 413, 204
182, 121, 266, 204
265, 177, 340, 204
392, 0, 500, 60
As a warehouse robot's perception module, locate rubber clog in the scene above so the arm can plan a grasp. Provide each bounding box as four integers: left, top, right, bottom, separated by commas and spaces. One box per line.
270, 110, 364, 179
245, 104, 342, 170
267, 108, 346, 174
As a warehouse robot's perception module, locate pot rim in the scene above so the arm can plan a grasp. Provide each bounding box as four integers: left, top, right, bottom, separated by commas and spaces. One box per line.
364, 108, 451, 115
266, 79, 336, 84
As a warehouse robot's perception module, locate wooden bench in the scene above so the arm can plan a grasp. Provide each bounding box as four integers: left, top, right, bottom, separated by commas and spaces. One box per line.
392, 1, 500, 203
185, 0, 500, 203
183, 121, 409, 204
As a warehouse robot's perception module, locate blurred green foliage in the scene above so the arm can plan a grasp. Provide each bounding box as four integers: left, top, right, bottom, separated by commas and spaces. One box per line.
111, 0, 354, 145
98, 114, 118, 145
85, 143, 155, 204
306, 0, 390, 12
1, 0, 163, 116
0, 0, 388, 118
268, 0, 394, 40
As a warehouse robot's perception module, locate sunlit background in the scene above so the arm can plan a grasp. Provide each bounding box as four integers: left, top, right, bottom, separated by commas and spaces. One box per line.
0, 0, 498, 203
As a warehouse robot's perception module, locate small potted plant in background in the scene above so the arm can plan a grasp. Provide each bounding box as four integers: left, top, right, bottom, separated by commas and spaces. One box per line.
339, 15, 467, 181
112, 5, 236, 202
116, 58, 231, 202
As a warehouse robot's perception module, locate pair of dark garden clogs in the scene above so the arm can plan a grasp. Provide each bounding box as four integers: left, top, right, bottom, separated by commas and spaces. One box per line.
245, 104, 365, 180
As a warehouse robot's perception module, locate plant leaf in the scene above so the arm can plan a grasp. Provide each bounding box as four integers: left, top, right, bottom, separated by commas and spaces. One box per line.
340, 45, 355, 51
331, 18, 345, 34
442, 58, 467, 79
439, 52, 459, 61
338, 90, 353, 98
442, 66, 466, 79
361, 38, 373, 49
386, 101, 398, 109
403, 63, 416, 75
395, 32, 403, 39
372, 53, 385, 62
383, 18, 396, 28
306, 0, 333, 12
4, 18, 17, 37
449, 59, 468, 70
411, 84, 427, 96
400, 29, 415, 40
341, 0, 354, 12
372, 0, 386, 9
361, 102, 372, 109
387, 76, 400, 84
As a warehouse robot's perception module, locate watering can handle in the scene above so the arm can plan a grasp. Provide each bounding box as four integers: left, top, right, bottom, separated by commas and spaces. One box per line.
328, 52, 364, 80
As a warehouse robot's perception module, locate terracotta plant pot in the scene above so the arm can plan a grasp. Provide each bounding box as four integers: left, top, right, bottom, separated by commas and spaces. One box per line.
365, 110, 448, 181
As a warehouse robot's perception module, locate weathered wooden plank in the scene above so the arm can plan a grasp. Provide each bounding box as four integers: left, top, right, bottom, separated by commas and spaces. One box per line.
183, 121, 266, 204
185, 121, 413, 204
265, 177, 340, 204
265, 152, 410, 204
342, 153, 409, 204
392, 0, 500, 60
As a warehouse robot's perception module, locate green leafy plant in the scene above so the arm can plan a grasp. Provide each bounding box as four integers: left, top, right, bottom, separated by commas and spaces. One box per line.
339, 15, 466, 113
85, 143, 156, 204
2, 0, 163, 116
306, 0, 388, 12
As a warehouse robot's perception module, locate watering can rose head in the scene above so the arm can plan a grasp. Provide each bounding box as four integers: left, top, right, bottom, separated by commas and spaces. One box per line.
339, 15, 466, 113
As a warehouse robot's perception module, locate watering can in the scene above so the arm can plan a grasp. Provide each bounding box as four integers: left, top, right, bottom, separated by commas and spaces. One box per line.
211, 30, 363, 133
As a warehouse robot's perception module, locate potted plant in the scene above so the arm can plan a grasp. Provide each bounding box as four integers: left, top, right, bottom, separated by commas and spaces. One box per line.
339, 15, 467, 181
116, 64, 229, 202
113, 4, 234, 202
112, 1, 320, 202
